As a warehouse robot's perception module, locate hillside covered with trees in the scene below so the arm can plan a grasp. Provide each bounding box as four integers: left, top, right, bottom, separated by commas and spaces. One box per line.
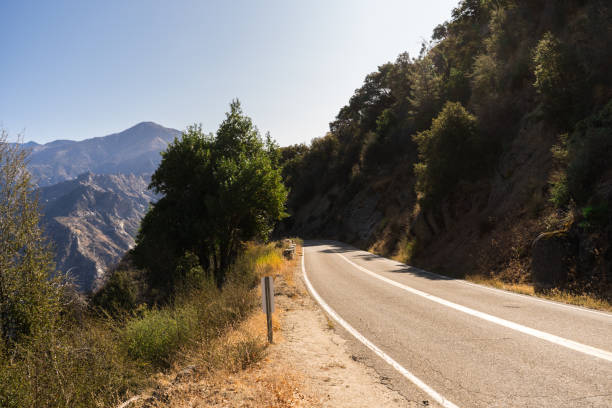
280, 0, 612, 300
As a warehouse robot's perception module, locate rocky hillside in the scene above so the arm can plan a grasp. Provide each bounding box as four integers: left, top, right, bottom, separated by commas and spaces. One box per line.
26, 122, 180, 186
15, 121, 183, 292
280, 0, 612, 300
39, 172, 156, 292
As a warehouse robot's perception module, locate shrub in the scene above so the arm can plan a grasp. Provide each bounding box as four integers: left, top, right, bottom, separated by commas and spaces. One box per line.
174, 251, 209, 294
565, 102, 612, 204
91, 267, 144, 317
123, 304, 198, 367
579, 204, 610, 230
550, 100, 612, 209
0, 319, 141, 408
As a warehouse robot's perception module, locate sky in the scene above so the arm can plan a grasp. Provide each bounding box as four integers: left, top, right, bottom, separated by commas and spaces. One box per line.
0, 0, 458, 146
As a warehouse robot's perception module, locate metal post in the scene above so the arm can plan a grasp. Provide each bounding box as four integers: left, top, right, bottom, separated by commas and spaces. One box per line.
264, 276, 273, 343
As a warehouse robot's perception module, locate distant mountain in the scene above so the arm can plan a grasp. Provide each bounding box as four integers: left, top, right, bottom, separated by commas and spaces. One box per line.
39, 172, 157, 292
26, 122, 181, 186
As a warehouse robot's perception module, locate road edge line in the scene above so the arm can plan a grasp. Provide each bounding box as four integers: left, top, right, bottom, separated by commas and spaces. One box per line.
301, 248, 460, 408
337, 242, 610, 318
336, 251, 612, 363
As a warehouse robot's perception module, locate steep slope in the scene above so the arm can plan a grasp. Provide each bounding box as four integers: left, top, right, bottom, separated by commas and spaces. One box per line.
39, 173, 156, 292
27, 122, 180, 186
281, 0, 612, 300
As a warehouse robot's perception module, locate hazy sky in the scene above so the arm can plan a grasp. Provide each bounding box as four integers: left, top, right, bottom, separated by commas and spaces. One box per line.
1, 0, 458, 146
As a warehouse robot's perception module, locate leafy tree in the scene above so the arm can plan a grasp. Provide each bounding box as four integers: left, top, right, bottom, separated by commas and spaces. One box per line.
0, 130, 62, 345
134, 100, 287, 290
409, 53, 445, 130
413, 101, 484, 207
533, 32, 567, 115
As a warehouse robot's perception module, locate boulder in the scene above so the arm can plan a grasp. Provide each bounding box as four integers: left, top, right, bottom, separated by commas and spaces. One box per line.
531, 231, 575, 291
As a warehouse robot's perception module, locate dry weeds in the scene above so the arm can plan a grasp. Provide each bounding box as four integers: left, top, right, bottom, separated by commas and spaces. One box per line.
122, 244, 319, 408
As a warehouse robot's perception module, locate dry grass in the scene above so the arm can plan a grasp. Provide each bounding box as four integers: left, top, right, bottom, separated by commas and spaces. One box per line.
125, 242, 315, 408
254, 243, 297, 288
466, 274, 612, 312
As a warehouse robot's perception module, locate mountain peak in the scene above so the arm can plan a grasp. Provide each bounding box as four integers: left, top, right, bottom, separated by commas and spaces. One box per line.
124, 121, 174, 135
27, 123, 181, 186
130, 121, 163, 129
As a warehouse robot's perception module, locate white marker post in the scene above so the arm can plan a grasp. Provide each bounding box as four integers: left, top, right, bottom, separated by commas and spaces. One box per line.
261, 276, 274, 343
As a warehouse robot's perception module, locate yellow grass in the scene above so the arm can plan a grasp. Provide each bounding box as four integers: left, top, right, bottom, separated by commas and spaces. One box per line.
255, 250, 284, 277
254, 243, 299, 288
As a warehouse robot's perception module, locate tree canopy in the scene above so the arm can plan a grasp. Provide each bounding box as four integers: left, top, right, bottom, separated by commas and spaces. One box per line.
133, 100, 287, 291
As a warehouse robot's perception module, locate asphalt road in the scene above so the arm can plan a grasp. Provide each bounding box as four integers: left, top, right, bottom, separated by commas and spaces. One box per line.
302, 240, 612, 408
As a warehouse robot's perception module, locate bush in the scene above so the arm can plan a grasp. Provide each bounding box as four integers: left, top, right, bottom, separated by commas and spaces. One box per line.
91, 267, 144, 317
565, 101, 612, 204
174, 251, 209, 294
123, 305, 198, 367
550, 100, 612, 209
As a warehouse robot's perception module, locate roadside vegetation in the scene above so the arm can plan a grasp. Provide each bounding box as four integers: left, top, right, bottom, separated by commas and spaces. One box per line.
279, 0, 612, 305
0, 101, 290, 407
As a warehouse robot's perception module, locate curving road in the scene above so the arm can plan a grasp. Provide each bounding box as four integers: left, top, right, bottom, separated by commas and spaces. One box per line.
302, 240, 612, 408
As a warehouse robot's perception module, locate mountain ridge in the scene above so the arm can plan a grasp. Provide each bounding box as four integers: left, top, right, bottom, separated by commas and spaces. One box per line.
25, 121, 181, 186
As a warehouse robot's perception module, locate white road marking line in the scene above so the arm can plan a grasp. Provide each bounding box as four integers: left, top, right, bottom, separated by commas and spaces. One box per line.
302, 248, 460, 408
458, 280, 612, 318
335, 251, 612, 363
339, 243, 611, 318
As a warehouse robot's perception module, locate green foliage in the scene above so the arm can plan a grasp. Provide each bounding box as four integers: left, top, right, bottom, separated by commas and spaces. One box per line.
564, 101, 612, 205
409, 54, 445, 130
123, 244, 260, 367
174, 251, 208, 294
579, 204, 609, 230
134, 100, 287, 292
281, 0, 612, 229
533, 32, 563, 98
549, 172, 570, 208
532, 31, 576, 122
123, 304, 197, 366
549, 133, 570, 207
1, 302, 140, 408
91, 266, 144, 317
413, 101, 484, 207
0, 131, 64, 345
550, 101, 612, 210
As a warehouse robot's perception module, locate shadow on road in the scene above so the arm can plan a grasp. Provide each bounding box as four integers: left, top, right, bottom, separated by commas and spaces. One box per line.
304, 239, 458, 281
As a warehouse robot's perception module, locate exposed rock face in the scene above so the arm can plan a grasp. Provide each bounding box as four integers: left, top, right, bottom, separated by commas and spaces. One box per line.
39, 172, 157, 292
15, 122, 181, 292
26, 122, 180, 186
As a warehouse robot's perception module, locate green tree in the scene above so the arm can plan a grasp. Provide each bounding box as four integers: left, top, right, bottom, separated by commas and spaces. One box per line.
134, 100, 287, 290
533, 32, 566, 111
0, 130, 62, 345
413, 101, 484, 207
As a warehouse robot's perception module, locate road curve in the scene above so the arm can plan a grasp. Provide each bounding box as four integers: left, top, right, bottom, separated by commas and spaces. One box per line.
302, 240, 612, 408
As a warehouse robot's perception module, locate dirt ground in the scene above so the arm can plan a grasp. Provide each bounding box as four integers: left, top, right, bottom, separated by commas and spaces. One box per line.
121, 247, 414, 407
